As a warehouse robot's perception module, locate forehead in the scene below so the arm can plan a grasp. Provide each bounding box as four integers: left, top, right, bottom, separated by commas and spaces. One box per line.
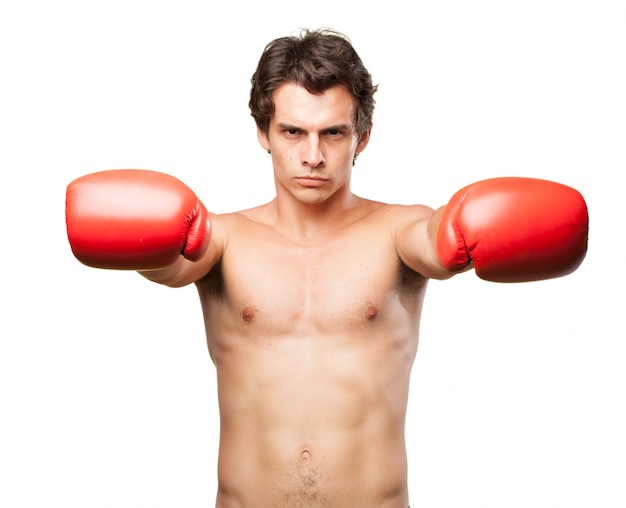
271, 83, 357, 129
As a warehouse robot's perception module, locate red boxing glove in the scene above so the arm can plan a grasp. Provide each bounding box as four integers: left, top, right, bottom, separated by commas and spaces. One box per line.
436, 177, 588, 282
66, 169, 212, 270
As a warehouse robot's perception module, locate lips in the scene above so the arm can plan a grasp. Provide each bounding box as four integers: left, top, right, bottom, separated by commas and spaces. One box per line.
295, 176, 328, 187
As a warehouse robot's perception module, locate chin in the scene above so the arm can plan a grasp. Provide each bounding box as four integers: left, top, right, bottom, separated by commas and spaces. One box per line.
290, 188, 331, 203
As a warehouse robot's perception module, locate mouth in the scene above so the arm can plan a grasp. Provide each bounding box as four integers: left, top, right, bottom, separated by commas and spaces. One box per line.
295, 176, 328, 188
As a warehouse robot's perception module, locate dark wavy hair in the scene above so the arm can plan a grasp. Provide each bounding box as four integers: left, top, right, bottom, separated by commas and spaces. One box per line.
249, 28, 378, 136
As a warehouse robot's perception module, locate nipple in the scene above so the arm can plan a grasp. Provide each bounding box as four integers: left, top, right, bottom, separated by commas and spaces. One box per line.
365, 304, 378, 321
241, 306, 255, 322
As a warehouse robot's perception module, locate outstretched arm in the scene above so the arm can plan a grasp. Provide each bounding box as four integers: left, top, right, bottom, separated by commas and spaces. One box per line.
397, 177, 589, 283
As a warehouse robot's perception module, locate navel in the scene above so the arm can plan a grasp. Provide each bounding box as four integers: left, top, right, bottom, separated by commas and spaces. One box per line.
241, 306, 255, 322
301, 449, 311, 462
365, 304, 378, 321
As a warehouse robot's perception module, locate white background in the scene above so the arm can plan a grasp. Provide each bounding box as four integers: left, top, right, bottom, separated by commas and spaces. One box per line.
1, 1, 624, 506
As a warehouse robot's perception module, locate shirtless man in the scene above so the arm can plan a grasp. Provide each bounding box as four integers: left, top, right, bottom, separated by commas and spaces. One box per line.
65, 29, 588, 508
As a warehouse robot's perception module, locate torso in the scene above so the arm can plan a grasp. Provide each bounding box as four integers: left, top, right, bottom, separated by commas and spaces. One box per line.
196, 199, 430, 507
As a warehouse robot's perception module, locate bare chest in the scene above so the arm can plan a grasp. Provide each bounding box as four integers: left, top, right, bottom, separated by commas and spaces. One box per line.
197, 229, 426, 338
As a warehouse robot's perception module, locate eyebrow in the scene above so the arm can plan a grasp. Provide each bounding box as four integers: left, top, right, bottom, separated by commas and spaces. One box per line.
276, 122, 353, 132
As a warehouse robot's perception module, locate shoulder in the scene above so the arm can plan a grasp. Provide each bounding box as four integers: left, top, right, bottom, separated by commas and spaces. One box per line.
373, 202, 450, 280
209, 202, 276, 248
363, 201, 436, 231
212, 201, 273, 224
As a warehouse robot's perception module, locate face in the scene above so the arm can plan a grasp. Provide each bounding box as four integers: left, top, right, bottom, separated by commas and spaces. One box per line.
257, 83, 370, 206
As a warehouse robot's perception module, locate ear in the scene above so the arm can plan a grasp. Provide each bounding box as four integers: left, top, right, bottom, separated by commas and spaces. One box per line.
355, 125, 372, 155
257, 127, 270, 151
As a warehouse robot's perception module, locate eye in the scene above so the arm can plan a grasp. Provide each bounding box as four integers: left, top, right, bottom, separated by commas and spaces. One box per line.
326, 128, 343, 137
284, 128, 300, 137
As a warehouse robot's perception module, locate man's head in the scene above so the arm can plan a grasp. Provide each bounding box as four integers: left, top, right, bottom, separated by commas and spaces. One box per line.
249, 28, 378, 138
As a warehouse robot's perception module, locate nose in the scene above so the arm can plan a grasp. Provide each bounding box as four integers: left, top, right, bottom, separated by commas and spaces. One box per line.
302, 136, 325, 168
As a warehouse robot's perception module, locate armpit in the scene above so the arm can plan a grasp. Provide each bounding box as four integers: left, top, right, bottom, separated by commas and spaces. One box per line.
400, 261, 427, 292
196, 259, 225, 297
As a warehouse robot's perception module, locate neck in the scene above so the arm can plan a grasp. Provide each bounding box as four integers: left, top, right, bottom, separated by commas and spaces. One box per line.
271, 190, 360, 244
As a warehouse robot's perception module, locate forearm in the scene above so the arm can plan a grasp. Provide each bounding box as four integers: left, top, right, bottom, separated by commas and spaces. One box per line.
138, 257, 192, 288
138, 239, 221, 288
